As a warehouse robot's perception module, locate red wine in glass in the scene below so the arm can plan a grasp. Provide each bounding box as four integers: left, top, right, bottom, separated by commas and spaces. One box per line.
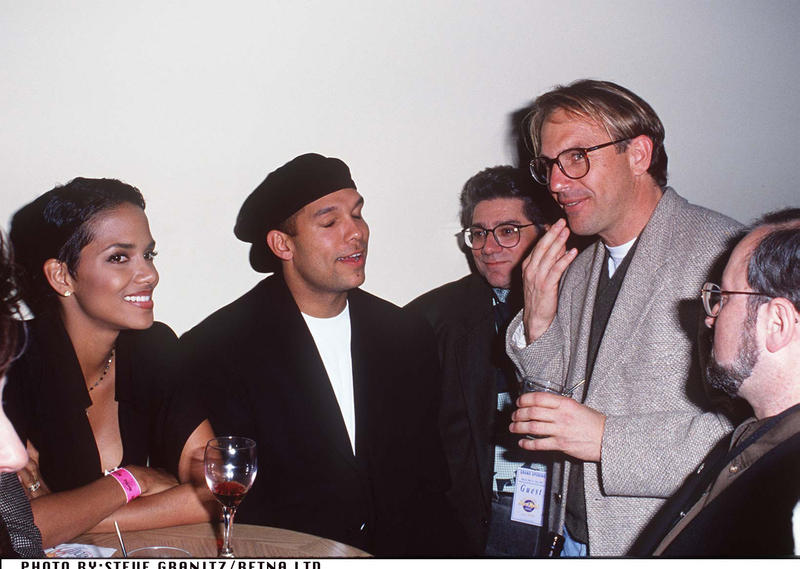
212, 481, 248, 509
204, 437, 257, 558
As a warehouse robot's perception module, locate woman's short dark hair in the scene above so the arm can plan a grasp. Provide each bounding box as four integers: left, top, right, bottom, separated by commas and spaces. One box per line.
747, 207, 800, 313
459, 166, 558, 231
9, 177, 146, 315
0, 232, 23, 377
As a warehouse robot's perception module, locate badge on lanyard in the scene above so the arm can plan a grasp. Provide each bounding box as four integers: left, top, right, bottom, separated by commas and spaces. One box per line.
510, 466, 546, 526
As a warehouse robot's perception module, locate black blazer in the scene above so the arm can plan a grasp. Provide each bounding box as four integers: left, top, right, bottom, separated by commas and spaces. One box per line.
180, 274, 464, 557
406, 274, 514, 555
7, 309, 202, 492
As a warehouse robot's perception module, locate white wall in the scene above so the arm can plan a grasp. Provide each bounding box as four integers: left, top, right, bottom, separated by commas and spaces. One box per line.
1, 1, 798, 335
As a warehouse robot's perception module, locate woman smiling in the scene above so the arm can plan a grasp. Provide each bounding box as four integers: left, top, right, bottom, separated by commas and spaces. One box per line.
5, 178, 217, 548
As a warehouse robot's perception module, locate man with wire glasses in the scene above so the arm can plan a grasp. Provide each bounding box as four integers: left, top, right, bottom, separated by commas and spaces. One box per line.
632, 208, 800, 556
505, 80, 742, 556
406, 166, 557, 557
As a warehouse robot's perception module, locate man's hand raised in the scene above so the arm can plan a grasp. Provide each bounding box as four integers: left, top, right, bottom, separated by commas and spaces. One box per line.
521, 218, 578, 344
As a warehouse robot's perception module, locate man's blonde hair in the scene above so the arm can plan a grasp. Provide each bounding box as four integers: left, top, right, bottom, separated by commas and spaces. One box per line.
528, 79, 668, 188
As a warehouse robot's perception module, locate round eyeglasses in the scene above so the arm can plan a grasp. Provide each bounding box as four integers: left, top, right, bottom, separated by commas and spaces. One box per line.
700, 282, 773, 318
462, 223, 535, 250
529, 138, 631, 185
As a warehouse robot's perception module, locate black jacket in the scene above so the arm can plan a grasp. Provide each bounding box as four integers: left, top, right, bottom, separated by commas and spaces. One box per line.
406, 274, 528, 555
630, 405, 800, 557
7, 309, 201, 492
180, 274, 465, 557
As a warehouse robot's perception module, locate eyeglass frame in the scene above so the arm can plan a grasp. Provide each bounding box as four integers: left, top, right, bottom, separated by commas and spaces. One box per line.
529, 137, 632, 186
461, 222, 537, 250
700, 282, 773, 318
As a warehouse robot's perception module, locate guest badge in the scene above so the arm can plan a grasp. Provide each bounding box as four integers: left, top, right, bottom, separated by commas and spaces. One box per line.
510, 467, 546, 526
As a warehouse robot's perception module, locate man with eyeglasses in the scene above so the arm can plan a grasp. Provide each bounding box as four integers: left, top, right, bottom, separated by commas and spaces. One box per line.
630, 208, 800, 557
506, 80, 742, 556
406, 166, 558, 557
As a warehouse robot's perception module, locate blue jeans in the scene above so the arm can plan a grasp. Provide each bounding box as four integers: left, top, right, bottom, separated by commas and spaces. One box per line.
484, 492, 541, 558
561, 525, 588, 557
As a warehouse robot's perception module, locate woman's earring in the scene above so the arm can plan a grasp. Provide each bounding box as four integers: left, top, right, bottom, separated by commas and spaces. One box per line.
63, 290, 71, 297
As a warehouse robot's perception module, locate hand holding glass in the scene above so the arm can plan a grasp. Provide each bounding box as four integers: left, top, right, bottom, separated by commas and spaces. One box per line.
204, 437, 258, 558
520, 377, 568, 439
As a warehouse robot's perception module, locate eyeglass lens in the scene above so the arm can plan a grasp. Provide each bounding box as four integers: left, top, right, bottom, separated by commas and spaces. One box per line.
530, 149, 590, 185
529, 139, 630, 185
465, 225, 522, 249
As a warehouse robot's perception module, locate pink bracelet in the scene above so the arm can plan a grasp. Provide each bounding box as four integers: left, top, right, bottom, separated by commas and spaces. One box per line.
106, 468, 142, 503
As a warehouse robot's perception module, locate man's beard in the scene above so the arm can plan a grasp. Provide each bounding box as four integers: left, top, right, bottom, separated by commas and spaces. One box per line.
705, 308, 760, 398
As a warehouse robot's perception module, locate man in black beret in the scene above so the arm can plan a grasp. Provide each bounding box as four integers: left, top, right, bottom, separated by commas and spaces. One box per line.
181, 153, 465, 557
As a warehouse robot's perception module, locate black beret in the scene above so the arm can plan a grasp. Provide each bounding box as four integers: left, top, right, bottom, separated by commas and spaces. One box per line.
235, 153, 356, 273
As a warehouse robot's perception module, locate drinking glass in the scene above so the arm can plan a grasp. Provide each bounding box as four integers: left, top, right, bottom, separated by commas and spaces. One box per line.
521, 377, 566, 396
127, 546, 192, 558
520, 377, 567, 439
204, 437, 258, 558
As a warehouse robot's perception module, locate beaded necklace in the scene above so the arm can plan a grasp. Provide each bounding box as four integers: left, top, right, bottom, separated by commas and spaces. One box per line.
88, 347, 115, 392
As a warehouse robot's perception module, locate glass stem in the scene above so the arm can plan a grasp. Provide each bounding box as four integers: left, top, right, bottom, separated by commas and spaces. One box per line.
219, 505, 237, 558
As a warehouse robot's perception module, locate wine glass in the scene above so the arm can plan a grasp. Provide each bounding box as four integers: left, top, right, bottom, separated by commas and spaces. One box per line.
204, 436, 258, 558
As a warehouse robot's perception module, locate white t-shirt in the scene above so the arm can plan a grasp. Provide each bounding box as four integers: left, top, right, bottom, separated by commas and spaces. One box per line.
605, 237, 637, 277
301, 302, 356, 453
513, 237, 639, 348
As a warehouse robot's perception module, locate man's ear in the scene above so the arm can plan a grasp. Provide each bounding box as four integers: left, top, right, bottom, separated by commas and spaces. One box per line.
266, 230, 293, 262
42, 259, 73, 297
628, 134, 654, 177
763, 298, 797, 353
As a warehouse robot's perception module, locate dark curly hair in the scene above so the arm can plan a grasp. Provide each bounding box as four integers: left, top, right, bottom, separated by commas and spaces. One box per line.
459, 165, 559, 231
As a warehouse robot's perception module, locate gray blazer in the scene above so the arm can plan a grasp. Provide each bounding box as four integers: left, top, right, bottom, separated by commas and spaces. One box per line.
506, 188, 743, 556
